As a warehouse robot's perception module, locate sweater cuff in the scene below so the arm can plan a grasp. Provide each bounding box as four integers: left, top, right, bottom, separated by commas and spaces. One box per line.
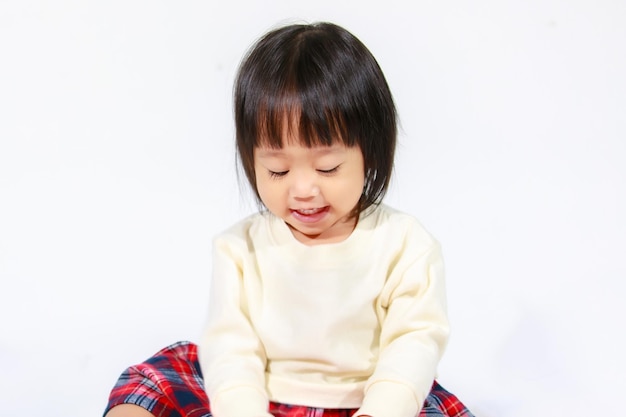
354, 381, 419, 417
210, 385, 272, 417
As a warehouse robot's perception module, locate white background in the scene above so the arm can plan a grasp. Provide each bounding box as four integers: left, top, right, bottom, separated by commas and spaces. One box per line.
1, 1, 624, 416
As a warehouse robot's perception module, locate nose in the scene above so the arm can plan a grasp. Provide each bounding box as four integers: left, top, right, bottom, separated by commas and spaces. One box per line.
289, 170, 320, 199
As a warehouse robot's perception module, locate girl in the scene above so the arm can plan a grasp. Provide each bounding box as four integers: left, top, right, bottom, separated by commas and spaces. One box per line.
104, 22, 474, 417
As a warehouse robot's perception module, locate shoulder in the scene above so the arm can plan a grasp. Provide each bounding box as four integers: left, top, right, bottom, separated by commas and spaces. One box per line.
215, 211, 262, 236
370, 204, 439, 249
363, 205, 442, 265
212, 211, 269, 250
212, 210, 288, 249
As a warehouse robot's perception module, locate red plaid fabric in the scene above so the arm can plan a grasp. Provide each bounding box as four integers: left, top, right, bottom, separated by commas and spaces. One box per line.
104, 341, 474, 417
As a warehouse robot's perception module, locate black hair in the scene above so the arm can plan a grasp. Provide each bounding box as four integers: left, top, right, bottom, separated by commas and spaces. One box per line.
234, 21, 397, 216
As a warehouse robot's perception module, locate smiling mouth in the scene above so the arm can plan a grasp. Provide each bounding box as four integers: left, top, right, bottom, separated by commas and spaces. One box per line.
290, 206, 330, 223
294, 207, 325, 215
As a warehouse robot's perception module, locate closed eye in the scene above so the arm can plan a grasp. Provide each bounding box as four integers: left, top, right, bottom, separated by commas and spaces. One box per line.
269, 170, 288, 179
317, 166, 340, 175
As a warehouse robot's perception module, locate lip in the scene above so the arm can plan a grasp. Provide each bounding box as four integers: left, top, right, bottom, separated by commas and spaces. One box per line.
290, 206, 330, 224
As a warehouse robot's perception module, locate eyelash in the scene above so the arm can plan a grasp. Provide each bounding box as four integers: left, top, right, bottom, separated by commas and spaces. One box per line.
268, 166, 340, 179
317, 166, 339, 175
269, 170, 288, 179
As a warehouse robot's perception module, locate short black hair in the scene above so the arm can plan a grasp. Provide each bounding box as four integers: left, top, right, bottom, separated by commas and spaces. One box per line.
234, 21, 397, 216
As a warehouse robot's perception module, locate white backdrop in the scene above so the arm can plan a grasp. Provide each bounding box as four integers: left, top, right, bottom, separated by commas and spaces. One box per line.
1, 1, 624, 416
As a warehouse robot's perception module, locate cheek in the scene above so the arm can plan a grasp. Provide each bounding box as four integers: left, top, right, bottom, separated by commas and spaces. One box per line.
255, 176, 280, 208
330, 175, 365, 206
255, 177, 269, 200
253, 166, 267, 193
352, 177, 366, 201
349, 165, 366, 195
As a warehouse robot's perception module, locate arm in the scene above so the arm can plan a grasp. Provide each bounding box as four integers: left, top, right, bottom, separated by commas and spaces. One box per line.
355, 240, 450, 417
198, 236, 272, 417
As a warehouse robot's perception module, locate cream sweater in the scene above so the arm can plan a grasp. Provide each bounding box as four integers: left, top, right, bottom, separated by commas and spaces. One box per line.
198, 205, 449, 417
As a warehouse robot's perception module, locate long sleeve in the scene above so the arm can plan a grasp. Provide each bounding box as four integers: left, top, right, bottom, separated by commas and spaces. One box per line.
355, 231, 450, 417
198, 232, 273, 417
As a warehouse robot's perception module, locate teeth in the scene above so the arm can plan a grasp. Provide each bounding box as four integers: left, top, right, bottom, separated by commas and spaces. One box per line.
298, 208, 322, 215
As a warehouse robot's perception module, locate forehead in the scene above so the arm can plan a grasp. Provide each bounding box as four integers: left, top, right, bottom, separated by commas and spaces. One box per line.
255, 143, 348, 157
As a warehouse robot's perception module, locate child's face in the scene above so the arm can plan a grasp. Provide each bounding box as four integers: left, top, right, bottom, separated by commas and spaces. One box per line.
254, 139, 365, 245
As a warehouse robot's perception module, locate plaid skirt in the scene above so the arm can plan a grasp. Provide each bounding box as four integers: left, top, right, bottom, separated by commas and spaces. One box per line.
104, 341, 474, 417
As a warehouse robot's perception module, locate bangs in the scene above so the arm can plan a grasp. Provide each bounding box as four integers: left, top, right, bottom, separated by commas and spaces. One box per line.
250, 84, 358, 150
